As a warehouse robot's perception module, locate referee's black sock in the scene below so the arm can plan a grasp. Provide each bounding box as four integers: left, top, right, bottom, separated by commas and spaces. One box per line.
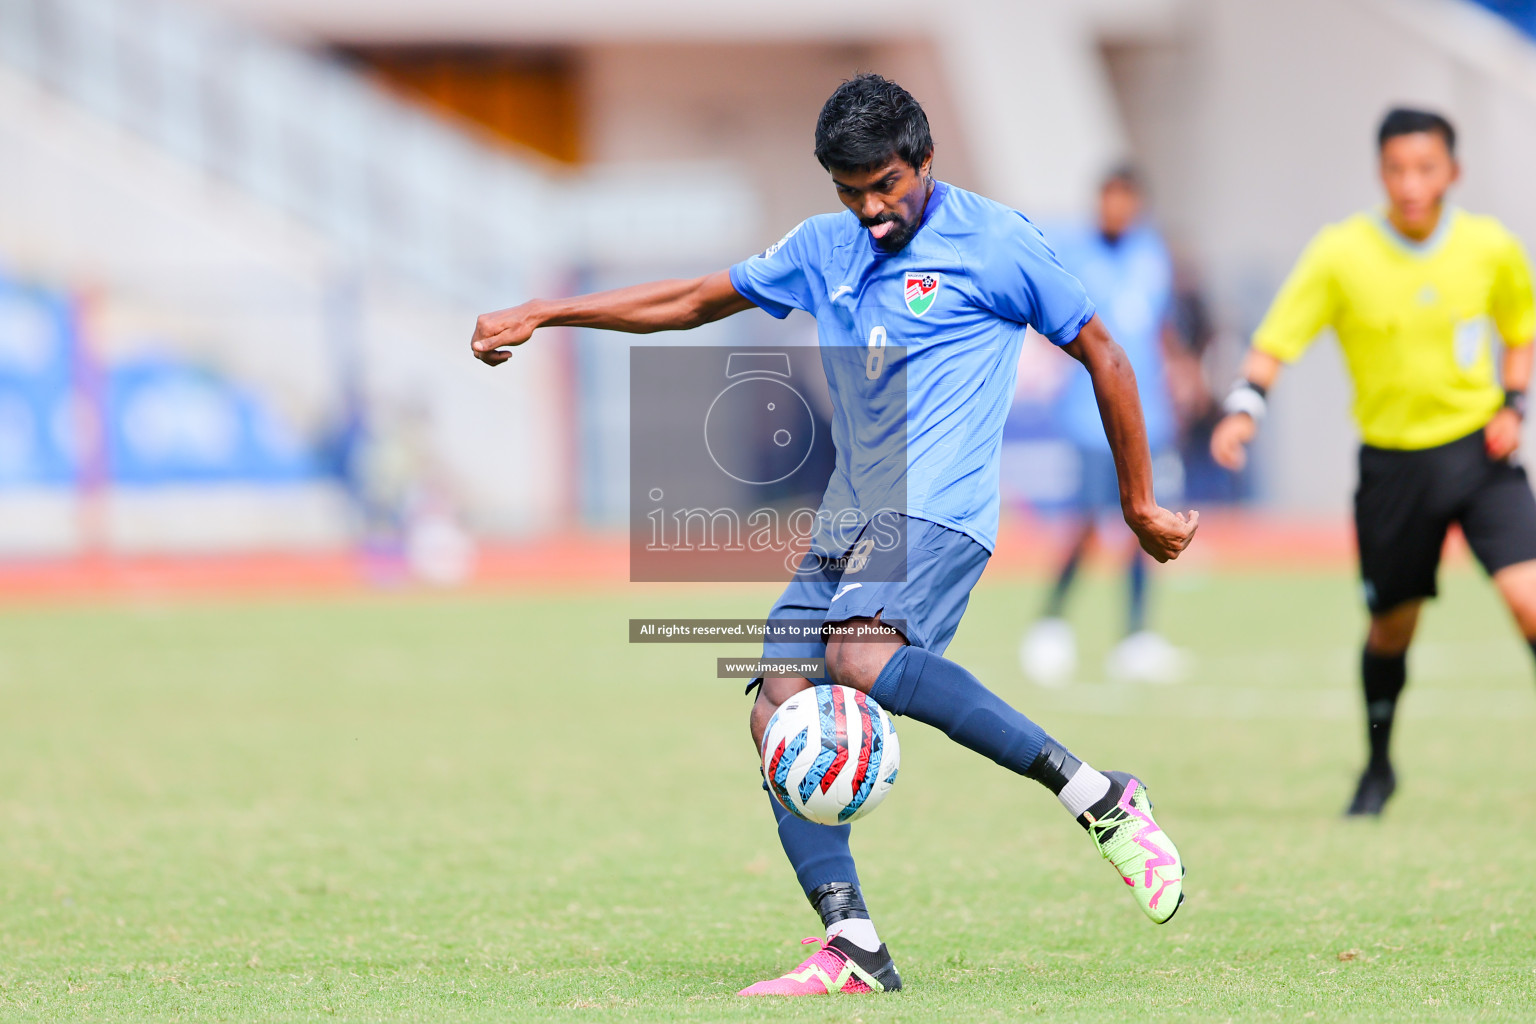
1361, 648, 1407, 772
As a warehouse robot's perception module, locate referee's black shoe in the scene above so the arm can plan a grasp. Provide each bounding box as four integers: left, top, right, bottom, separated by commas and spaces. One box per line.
1344, 763, 1397, 817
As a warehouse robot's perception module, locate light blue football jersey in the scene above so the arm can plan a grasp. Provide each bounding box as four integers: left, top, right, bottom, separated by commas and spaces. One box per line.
1050, 221, 1175, 453
729, 181, 1095, 554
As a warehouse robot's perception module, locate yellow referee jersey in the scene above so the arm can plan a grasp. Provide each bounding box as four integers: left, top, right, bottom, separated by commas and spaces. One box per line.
1253, 208, 1536, 450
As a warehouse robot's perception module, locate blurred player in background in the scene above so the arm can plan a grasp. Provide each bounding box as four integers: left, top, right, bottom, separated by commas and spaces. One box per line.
1212, 108, 1536, 816
471, 75, 1197, 996
1020, 167, 1204, 686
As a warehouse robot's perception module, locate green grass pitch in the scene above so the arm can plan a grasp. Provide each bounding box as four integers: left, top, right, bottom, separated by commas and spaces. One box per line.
2, 565, 1535, 1022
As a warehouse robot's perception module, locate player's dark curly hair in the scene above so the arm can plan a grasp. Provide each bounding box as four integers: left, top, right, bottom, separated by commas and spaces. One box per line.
814, 73, 933, 173
1378, 107, 1456, 154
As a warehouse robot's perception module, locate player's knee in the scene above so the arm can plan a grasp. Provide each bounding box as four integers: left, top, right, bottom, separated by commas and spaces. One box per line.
824, 616, 908, 691
753, 678, 805, 722
749, 692, 775, 739
750, 677, 814, 748
1502, 595, 1536, 640
824, 638, 900, 693
1493, 561, 1536, 637
1366, 626, 1413, 655
759, 675, 813, 706
1366, 603, 1420, 655
823, 641, 865, 690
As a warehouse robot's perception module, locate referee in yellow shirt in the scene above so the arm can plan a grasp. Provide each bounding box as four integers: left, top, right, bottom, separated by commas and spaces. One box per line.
1212, 108, 1536, 816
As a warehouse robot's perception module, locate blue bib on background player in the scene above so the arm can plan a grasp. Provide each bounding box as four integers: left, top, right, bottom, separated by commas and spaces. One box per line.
1049, 221, 1174, 453
729, 182, 1095, 554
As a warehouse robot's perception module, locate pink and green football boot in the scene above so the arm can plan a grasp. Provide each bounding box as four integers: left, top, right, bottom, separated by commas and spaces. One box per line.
737, 936, 902, 996
1083, 771, 1185, 924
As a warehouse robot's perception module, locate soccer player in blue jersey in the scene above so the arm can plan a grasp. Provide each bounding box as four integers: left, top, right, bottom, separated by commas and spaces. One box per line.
470, 74, 1198, 996
1020, 166, 1192, 686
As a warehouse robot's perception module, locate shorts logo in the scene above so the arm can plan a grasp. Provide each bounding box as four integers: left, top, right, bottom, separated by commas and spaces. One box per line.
845, 538, 876, 574
904, 272, 941, 317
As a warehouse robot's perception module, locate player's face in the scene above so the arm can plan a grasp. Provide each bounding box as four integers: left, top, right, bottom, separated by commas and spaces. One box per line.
830, 152, 934, 253
1098, 181, 1141, 241
1379, 132, 1458, 234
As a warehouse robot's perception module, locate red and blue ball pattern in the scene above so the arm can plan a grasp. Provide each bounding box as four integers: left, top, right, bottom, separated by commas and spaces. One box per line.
763, 684, 900, 825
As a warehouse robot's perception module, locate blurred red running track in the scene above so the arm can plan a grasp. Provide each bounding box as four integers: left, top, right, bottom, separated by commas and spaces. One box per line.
0, 513, 1441, 604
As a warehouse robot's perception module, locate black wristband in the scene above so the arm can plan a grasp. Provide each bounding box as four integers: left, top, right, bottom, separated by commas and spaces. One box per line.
1505, 389, 1527, 419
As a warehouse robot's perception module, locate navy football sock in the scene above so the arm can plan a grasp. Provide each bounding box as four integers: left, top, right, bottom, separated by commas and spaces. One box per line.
868, 646, 1051, 779
766, 789, 860, 897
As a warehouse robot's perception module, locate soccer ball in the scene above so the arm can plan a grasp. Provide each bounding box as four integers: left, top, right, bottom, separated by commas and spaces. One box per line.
761, 684, 900, 825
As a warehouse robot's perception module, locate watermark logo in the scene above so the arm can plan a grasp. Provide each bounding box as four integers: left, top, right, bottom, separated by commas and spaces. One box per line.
703, 353, 815, 485
630, 346, 907, 582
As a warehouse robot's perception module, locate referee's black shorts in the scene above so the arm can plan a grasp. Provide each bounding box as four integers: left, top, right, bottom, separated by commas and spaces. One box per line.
1356, 427, 1536, 614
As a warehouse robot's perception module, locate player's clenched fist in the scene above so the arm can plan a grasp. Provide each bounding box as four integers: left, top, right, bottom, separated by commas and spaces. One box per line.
1484, 406, 1522, 460
1210, 413, 1257, 471
471, 303, 541, 366
1127, 507, 1199, 563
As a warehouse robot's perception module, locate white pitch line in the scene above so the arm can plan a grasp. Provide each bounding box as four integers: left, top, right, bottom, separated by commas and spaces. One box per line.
1017, 681, 1534, 721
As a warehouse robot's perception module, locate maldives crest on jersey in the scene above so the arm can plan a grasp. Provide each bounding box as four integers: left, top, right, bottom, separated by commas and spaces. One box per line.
904, 272, 942, 316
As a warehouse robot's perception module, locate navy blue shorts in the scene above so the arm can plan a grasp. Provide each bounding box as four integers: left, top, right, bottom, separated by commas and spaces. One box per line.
750, 513, 990, 693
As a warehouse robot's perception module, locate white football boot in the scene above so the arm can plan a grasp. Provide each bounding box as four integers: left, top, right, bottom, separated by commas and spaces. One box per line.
1020, 618, 1077, 687
1106, 631, 1188, 685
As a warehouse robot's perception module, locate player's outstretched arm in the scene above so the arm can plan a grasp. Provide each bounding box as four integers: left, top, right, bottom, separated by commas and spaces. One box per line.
470, 270, 754, 366
1063, 315, 1198, 563
1210, 350, 1283, 471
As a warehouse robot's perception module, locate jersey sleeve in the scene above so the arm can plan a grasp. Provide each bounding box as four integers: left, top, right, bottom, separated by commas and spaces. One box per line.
1252, 228, 1340, 362
973, 214, 1096, 346
1491, 229, 1536, 347
728, 220, 817, 320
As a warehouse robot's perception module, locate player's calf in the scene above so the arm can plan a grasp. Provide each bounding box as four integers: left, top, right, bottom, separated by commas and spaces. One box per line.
862, 644, 1186, 921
